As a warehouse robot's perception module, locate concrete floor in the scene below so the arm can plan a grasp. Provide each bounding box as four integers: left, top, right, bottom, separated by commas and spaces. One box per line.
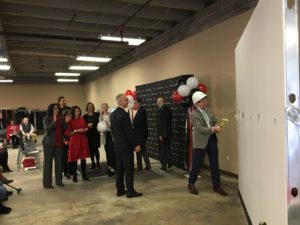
0, 140, 247, 225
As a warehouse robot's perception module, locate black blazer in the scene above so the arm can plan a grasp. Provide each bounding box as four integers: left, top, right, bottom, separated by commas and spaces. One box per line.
156, 104, 173, 138
83, 112, 100, 148
111, 107, 137, 152
42, 116, 67, 147
133, 106, 148, 140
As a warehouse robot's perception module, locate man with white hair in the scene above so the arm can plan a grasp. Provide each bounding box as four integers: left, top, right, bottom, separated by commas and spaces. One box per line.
187, 91, 227, 196
110, 94, 142, 198
20, 117, 36, 141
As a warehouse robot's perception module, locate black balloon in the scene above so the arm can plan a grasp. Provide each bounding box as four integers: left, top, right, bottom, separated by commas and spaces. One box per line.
176, 77, 187, 88
181, 97, 192, 109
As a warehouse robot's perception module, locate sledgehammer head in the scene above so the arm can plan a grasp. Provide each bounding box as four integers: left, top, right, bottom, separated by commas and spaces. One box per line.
220, 118, 229, 128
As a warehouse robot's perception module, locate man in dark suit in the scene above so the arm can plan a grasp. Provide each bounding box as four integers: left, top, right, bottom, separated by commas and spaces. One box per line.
57, 96, 71, 179
57, 96, 71, 116
133, 98, 151, 171
111, 94, 143, 198
156, 97, 173, 171
187, 91, 227, 196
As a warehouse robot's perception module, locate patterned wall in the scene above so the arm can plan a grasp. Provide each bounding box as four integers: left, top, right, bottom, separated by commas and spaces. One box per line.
136, 75, 192, 170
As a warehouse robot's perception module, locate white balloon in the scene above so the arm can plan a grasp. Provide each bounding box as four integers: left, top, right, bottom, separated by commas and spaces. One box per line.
127, 95, 134, 102
127, 95, 134, 110
97, 121, 107, 132
128, 102, 134, 110
178, 84, 191, 97
186, 76, 199, 89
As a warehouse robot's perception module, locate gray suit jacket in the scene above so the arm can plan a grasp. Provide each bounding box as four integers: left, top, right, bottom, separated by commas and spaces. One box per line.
42, 116, 66, 147
190, 107, 217, 149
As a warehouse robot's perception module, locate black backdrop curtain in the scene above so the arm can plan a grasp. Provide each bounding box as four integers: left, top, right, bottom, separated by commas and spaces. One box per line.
135, 75, 192, 170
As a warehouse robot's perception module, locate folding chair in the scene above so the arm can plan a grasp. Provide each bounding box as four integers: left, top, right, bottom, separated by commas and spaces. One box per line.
16, 137, 40, 171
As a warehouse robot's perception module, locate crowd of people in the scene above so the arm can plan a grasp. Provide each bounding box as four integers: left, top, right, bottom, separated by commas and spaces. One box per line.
0, 90, 228, 214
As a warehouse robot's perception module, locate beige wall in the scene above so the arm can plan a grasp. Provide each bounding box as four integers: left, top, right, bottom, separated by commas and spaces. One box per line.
0, 84, 85, 110
235, 0, 287, 224
85, 10, 253, 174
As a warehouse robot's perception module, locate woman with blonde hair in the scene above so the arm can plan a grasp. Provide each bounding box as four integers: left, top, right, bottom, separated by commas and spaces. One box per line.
98, 103, 116, 176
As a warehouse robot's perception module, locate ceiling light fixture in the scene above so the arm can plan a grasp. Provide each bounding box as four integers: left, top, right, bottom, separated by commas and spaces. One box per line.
57, 78, 79, 82
99, 35, 146, 46
0, 65, 11, 70
0, 79, 13, 83
0, 57, 8, 62
55, 72, 80, 77
76, 56, 112, 63
69, 65, 99, 71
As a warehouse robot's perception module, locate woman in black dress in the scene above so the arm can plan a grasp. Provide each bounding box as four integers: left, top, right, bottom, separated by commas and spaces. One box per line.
83, 102, 100, 169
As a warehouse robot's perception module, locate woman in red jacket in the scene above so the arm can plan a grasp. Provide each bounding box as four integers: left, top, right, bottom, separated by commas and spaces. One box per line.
6, 120, 19, 148
65, 106, 89, 182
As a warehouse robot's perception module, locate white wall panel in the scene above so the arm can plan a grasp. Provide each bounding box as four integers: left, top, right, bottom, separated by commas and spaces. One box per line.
235, 0, 287, 224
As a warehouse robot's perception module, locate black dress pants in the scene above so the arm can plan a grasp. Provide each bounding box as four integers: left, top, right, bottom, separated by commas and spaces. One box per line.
158, 136, 172, 168
136, 138, 151, 170
105, 132, 116, 169
0, 151, 9, 172
188, 134, 221, 189
11, 135, 19, 147
115, 151, 134, 193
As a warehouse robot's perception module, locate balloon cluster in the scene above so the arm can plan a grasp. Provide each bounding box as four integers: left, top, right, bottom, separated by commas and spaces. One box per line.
172, 76, 208, 108
125, 89, 137, 110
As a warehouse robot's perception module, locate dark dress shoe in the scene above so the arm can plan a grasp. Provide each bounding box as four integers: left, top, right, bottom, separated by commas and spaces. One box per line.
43, 185, 54, 189
82, 176, 89, 181
117, 189, 127, 197
64, 174, 71, 179
160, 166, 167, 171
1, 196, 8, 202
3, 168, 13, 173
107, 170, 115, 177
188, 184, 198, 195
168, 163, 173, 168
56, 183, 64, 187
214, 187, 228, 196
5, 191, 13, 197
96, 163, 100, 169
89, 164, 96, 169
0, 203, 11, 214
144, 166, 152, 171
127, 191, 143, 198
3, 179, 13, 184
72, 175, 78, 183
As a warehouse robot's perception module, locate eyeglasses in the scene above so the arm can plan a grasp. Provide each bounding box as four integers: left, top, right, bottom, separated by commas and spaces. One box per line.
53, 107, 59, 110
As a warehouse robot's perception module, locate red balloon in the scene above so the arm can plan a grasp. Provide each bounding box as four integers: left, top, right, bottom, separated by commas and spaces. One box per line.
125, 89, 133, 96
132, 91, 137, 100
172, 91, 184, 103
198, 83, 208, 93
